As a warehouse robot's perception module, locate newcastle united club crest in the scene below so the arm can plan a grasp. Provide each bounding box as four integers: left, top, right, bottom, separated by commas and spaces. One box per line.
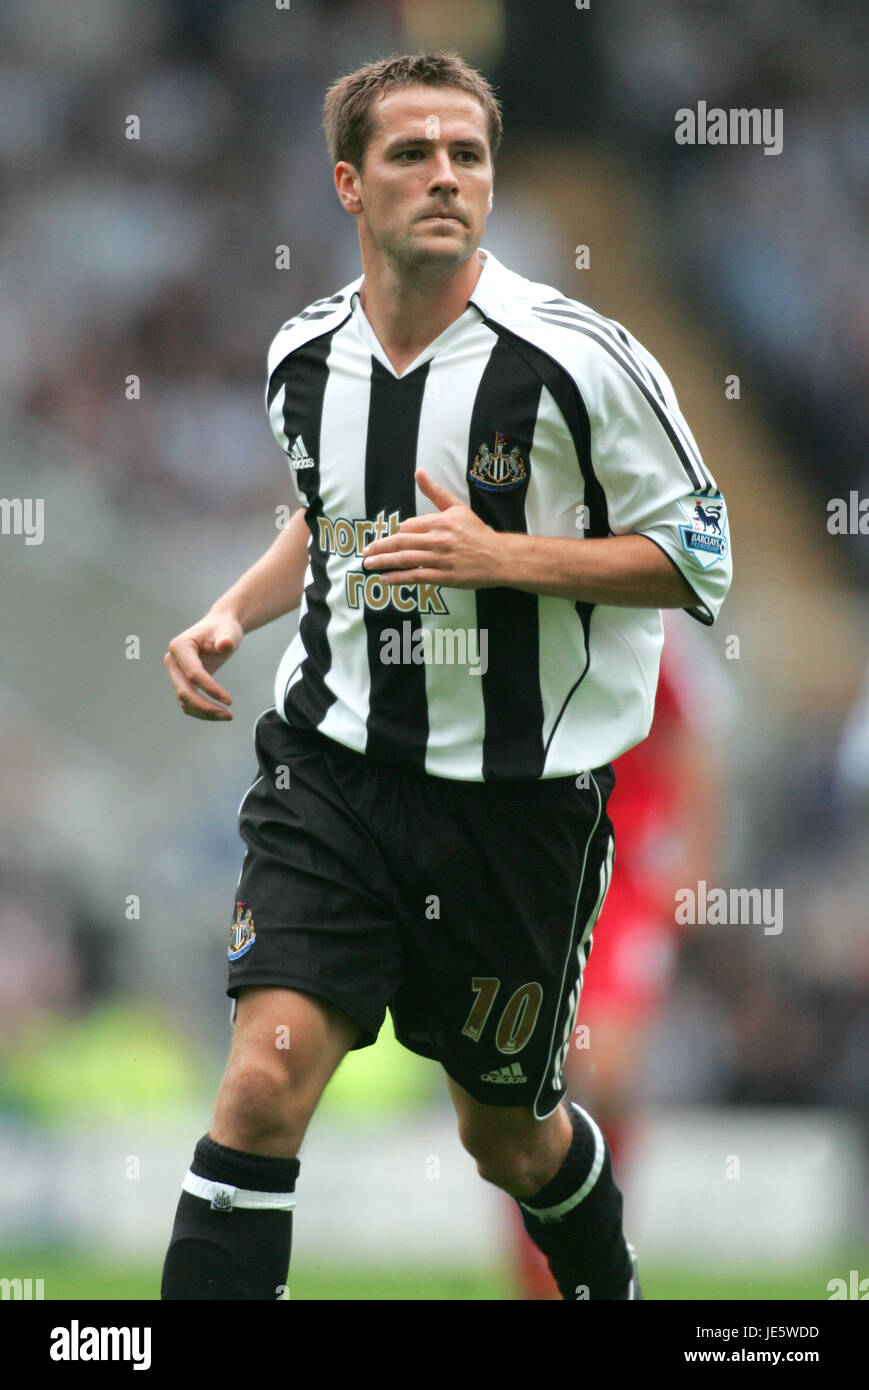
469, 431, 528, 492
228, 902, 256, 961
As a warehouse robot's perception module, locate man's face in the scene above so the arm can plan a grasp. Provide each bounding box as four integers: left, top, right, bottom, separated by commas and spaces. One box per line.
337, 85, 493, 271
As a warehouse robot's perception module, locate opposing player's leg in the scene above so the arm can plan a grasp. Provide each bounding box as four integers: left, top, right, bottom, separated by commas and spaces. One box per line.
447, 1076, 635, 1300
161, 985, 361, 1300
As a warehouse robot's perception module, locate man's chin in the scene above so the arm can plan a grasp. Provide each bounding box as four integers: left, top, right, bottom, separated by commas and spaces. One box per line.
374, 224, 480, 274
408, 223, 476, 261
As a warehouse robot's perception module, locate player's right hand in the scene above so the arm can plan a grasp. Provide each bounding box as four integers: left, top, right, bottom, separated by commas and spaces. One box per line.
163, 611, 244, 720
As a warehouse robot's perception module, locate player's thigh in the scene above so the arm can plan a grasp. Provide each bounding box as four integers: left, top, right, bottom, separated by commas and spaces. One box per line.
444, 1073, 553, 1150
227, 713, 401, 1055
229, 983, 361, 1076
391, 765, 616, 1120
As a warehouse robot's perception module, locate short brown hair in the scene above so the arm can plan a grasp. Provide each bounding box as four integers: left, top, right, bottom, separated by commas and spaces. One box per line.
322, 50, 503, 174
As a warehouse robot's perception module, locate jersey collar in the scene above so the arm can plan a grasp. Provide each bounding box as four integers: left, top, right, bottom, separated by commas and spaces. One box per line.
347, 247, 507, 379
466, 246, 512, 319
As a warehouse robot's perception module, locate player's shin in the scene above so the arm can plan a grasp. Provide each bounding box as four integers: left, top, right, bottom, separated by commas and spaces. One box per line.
161, 1134, 300, 1300
516, 1102, 633, 1300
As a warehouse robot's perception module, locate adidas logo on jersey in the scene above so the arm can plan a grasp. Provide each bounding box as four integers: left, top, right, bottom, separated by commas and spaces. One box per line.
289, 435, 315, 470
481, 1062, 527, 1084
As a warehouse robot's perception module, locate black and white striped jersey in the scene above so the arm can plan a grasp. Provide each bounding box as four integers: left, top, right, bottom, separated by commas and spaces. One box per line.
265, 247, 731, 781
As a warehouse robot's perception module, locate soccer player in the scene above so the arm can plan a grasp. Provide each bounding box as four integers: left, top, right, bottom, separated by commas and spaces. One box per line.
160, 50, 732, 1301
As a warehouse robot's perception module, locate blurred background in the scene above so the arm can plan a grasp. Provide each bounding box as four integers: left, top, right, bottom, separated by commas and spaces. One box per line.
1, 0, 867, 1300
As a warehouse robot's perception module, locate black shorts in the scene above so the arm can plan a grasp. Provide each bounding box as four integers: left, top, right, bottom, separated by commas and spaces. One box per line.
227, 709, 615, 1119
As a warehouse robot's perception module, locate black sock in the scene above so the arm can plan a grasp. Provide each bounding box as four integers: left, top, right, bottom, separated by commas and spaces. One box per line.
517, 1102, 632, 1300
161, 1134, 300, 1300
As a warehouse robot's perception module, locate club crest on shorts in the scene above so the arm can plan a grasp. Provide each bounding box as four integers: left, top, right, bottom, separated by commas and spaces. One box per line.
469, 431, 528, 492
677, 492, 729, 568
228, 902, 256, 961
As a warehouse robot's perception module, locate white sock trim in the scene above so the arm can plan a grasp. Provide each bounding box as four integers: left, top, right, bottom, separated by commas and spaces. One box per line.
182, 1170, 297, 1212
519, 1103, 605, 1223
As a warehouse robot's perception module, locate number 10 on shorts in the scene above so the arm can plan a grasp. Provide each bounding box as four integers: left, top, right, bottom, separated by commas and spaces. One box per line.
461, 976, 543, 1055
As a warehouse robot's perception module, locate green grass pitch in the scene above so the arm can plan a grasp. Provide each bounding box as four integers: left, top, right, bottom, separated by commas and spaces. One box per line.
6, 1249, 867, 1300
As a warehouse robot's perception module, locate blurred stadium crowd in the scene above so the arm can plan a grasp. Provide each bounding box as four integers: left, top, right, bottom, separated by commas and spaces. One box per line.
1, 0, 866, 1173
597, 1, 869, 575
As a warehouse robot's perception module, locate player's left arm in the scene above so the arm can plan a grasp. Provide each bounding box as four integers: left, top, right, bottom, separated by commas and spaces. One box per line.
362, 472, 696, 607
364, 332, 732, 624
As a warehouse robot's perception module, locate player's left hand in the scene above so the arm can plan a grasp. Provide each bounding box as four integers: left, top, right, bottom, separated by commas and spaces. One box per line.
361, 469, 502, 588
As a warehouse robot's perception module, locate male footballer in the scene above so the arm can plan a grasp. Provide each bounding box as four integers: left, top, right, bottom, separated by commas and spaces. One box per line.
161, 49, 731, 1301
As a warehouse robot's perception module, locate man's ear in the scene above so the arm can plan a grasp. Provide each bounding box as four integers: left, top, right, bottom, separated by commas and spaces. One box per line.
335, 160, 363, 214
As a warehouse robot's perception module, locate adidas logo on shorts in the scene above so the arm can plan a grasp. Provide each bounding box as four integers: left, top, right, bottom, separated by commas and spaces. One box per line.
480, 1062, 527, 1084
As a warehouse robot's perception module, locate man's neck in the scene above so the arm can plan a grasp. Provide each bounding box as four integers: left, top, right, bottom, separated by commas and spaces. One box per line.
358, 248, 486, 376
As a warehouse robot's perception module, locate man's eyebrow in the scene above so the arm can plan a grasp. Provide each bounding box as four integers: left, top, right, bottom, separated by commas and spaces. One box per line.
384, 135, 487, 153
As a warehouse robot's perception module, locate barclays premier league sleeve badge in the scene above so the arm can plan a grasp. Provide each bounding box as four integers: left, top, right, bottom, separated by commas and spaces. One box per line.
677, 493, 729, 567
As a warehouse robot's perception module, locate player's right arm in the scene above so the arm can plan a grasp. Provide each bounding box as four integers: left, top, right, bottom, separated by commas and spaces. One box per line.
163, 507, 310, 721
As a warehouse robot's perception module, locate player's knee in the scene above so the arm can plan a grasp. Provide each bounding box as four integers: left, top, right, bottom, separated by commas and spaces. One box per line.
216, 1056, 305, 1150
472, 1149, 544, 1197
459, 1128, 545, 1197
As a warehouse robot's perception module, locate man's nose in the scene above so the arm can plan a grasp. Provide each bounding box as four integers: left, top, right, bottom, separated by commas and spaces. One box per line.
428, 150, 459, 191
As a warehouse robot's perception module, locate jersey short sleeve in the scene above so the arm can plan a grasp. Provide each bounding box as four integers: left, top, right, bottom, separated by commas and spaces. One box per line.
582, 327, 732, 626
265, 339, 307, 515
